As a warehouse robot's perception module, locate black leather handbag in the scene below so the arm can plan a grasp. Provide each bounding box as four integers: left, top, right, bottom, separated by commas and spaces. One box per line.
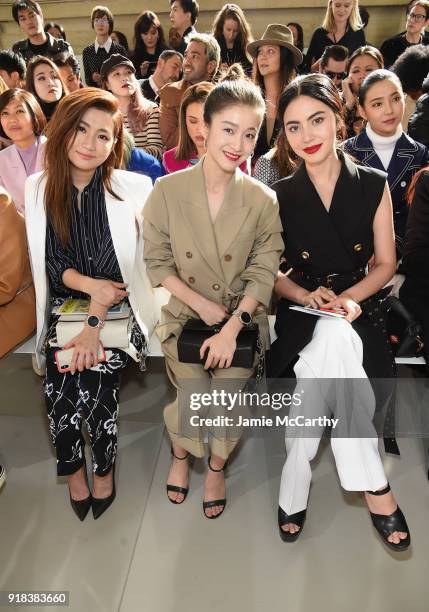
384, 296, 424, 357
177, 319, 259, 368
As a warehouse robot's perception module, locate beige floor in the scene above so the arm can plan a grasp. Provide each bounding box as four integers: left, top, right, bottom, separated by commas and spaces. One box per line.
0, 356, 428, 612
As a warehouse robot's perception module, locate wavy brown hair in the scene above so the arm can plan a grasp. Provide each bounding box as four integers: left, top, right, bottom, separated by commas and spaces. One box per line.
43, 88, 124, 246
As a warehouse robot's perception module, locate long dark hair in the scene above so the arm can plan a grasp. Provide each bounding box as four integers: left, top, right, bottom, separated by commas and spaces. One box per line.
132, 11, 167, 65
253, 46, 296, 96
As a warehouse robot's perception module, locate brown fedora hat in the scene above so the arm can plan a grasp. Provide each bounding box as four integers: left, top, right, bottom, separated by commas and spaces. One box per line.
247, 24, 303, 66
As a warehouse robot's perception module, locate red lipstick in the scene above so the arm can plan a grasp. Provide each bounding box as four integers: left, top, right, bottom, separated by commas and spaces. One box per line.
224, 151, 240, 161
303, 144, 322, 154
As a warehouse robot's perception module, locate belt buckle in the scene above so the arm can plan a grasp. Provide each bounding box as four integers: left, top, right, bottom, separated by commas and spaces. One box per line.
326, 273, 338, 289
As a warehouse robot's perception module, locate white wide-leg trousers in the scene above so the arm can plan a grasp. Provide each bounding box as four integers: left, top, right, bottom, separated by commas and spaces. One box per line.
279, 317, 388, 515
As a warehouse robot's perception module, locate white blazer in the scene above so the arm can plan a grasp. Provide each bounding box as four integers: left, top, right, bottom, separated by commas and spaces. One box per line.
25, 168, 163, 369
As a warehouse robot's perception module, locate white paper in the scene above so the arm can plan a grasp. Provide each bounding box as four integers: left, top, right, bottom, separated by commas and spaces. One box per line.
289, 305, 346, 318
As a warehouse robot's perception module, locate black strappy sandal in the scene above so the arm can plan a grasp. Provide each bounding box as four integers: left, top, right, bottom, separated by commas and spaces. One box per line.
278, 506, 307, 542
367, 483, 410, 552
203, 455, 227, 519
166, 447, 190, 505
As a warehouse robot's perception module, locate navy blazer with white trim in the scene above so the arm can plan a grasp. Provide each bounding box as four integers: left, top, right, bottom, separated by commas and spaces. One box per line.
343, 128, 429, 253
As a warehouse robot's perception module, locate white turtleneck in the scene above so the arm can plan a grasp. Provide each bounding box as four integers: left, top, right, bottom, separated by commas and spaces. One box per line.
366, 123, 403, 171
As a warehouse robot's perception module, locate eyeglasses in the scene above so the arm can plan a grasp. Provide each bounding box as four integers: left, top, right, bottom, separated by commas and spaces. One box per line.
407, 12, 426, 22
94, 17, 109, 25
325, 70, 347, 80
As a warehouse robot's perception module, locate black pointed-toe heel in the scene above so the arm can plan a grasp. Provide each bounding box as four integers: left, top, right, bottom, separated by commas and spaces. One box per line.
166, 447, 190, 505
68, 461, 92, 522
203, 456, 227, 519
70, 494, 92, 522
367, 484, 410, 552
278, 506, 306, 542
92, 466, 116, 520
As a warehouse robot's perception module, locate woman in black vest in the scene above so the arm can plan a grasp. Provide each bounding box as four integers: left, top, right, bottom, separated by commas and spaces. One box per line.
267, 73, 410, 552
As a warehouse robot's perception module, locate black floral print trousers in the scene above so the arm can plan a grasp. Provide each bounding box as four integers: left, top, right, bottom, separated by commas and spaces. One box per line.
44, 348, 130, 476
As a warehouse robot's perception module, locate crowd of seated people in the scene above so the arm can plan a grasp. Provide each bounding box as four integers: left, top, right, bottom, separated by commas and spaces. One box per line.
2, 0, 429, 553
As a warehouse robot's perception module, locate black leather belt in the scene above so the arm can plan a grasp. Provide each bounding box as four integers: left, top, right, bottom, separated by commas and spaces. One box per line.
292, 268, 367, 289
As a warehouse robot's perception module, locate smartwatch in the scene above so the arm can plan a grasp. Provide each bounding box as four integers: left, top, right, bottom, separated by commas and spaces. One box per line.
232, 309, 252, 326
85, 315, 105, 329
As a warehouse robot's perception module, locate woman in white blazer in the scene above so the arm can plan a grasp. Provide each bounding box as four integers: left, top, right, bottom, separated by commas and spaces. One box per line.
0, 88, 47, 214
25, 88, 158, 521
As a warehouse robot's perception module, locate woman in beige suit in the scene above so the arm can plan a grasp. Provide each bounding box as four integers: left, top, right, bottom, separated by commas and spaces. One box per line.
144, 66, 283, 518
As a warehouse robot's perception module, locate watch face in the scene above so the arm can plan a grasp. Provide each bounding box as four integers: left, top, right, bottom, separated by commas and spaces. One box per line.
87, 315, 99, 328
240, 311, 252, 325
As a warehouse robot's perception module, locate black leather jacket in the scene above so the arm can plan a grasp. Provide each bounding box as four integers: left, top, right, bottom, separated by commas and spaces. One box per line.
12, 32, 73, 63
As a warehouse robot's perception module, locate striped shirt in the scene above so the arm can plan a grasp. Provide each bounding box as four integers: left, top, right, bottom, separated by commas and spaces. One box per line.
46, 167, 122, 298
122, 104, 164, 160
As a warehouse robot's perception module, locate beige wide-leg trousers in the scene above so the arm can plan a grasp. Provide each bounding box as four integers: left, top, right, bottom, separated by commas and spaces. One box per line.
162, 335, 254, 460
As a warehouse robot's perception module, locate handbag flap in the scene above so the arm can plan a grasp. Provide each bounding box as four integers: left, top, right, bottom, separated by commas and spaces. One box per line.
56, 315, 131, 348
182, 318, 258, 333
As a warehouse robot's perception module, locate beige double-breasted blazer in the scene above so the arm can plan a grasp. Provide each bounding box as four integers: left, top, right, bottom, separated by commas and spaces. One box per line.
143, 160, 284, 347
